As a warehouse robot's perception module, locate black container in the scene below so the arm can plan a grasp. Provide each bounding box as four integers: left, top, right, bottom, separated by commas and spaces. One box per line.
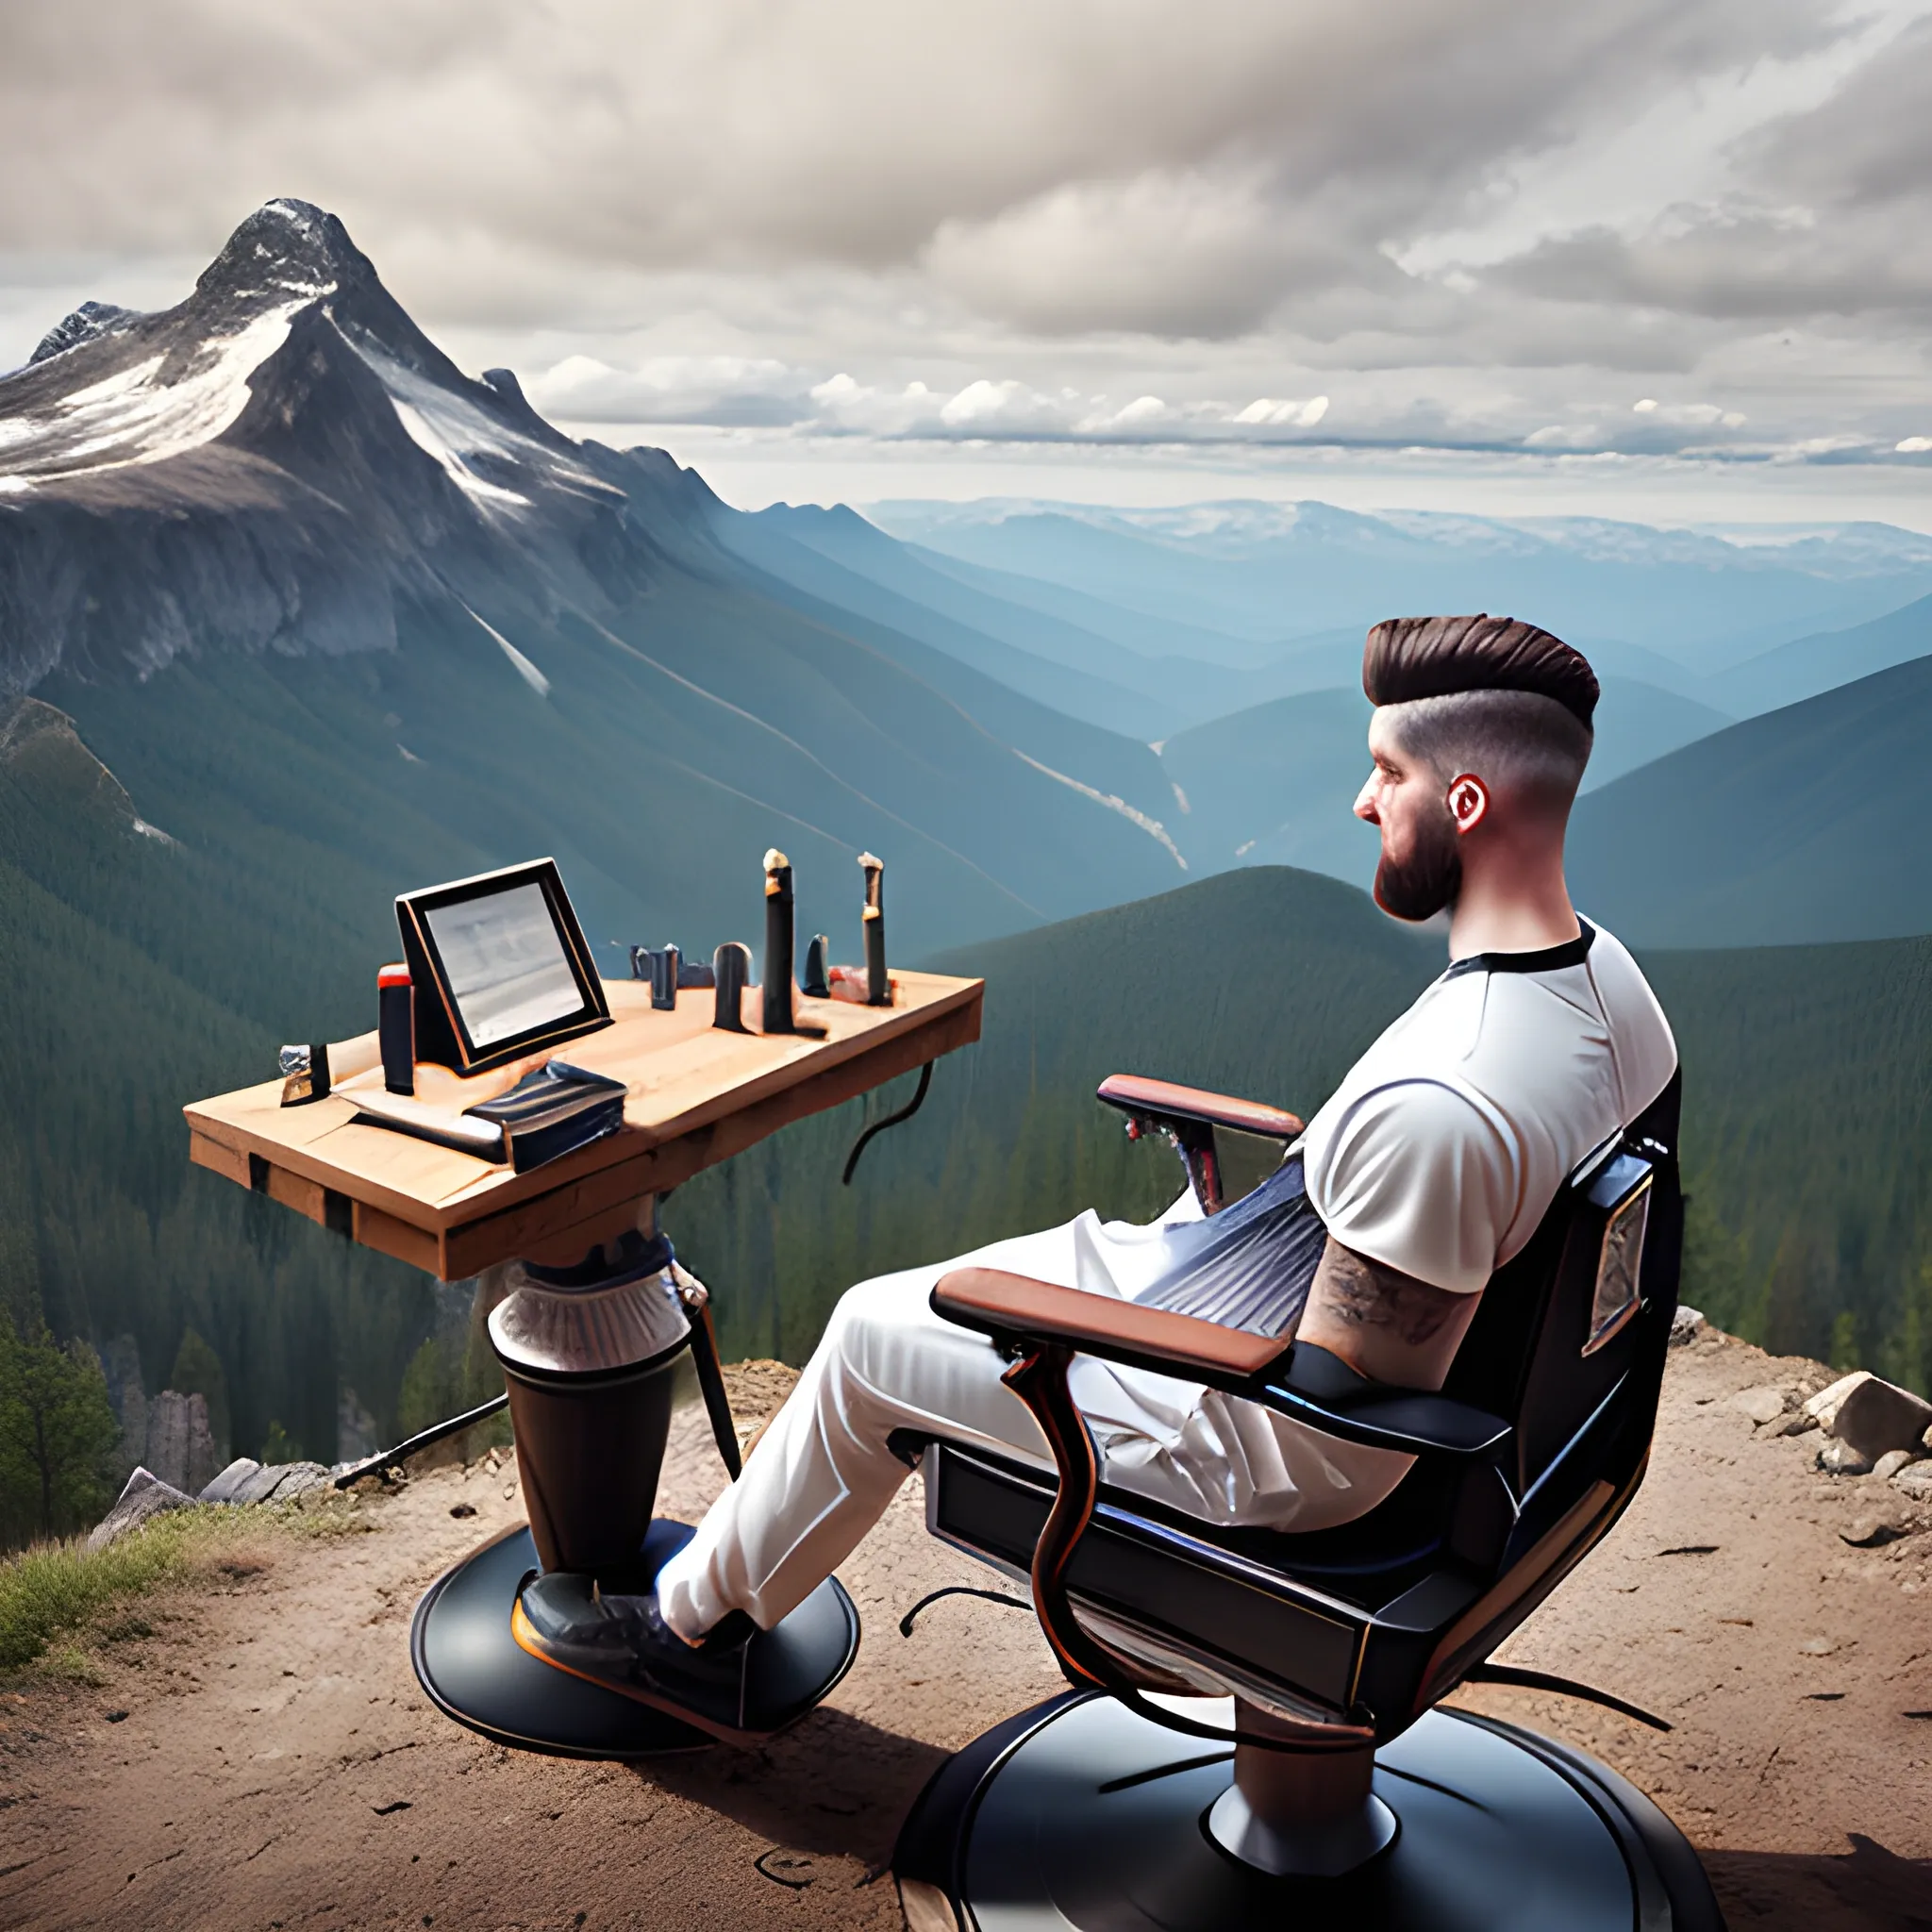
713, 941, 751, 1031
378, 963, 414, 1094
650, 944, 680, 1011
803, 934, 831, 1000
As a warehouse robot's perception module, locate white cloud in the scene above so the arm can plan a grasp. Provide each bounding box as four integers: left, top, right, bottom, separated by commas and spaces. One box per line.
1234, 396, 1330, 426
5, 0, 1932, 504
526, 352, 807, 424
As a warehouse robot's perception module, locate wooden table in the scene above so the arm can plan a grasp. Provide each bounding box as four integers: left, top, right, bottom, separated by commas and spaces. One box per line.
185, 972, 983, 1279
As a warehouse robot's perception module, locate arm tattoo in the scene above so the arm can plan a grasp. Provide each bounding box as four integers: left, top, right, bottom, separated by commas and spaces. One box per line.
1314, 1244, 1466, 1346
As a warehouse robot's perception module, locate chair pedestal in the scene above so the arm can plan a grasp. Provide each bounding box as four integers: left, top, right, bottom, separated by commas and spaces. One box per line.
894, 1692, 1724, 1931
1202, 1702, 1396, 1878
409, 1520, 859, 1757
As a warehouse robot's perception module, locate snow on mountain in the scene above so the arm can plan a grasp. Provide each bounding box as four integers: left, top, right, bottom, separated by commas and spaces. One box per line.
1, 300, 311, 484
0, 200, 691, 693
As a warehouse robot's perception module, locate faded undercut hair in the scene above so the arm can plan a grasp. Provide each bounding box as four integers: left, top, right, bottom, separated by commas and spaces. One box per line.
1363, 614, 1598, 813
1384, 688, 1593, 812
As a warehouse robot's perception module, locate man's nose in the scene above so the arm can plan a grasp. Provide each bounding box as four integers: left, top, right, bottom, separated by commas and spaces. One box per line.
1354, 776, 1379, 824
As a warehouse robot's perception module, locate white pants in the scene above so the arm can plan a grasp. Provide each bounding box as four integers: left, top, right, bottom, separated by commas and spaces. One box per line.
655, 1200, 1413, 1639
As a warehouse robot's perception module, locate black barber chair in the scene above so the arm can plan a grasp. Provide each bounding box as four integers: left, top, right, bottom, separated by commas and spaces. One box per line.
893, 1071, 1723, 1930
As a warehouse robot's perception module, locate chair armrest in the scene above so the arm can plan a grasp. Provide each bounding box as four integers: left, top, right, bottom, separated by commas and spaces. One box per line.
929, 1274, 1509, 1462
930, 1268, 1290, 1387
1096, 1074, 1304, 1142
1259, 1341, 1511, 1458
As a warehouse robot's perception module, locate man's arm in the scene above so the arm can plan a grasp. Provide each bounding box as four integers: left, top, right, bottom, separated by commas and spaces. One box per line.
1292, 1238, 1482, 1392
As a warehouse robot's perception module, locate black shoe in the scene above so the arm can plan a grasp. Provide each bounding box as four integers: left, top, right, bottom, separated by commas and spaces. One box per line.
512, 1572, 760, 1742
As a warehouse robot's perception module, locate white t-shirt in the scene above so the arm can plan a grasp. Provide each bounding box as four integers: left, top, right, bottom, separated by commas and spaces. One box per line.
1298, 918, 1677, 1293
1062, 915, 1675, 1533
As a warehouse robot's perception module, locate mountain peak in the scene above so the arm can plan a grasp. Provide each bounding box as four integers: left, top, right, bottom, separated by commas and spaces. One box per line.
193, 199, 375, 308
29, 301, 142, 366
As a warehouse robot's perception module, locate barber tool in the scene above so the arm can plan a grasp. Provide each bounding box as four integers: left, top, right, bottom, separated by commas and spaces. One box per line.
650, 943, 680, 1010
625, 943, 651, 981
712, 941, 752, 1031
762, 849, 797, 1034
859, 851, 890, 1005
278, 1041, 331, 1107
802, 933, 831, 999
378, 963, 414, 1094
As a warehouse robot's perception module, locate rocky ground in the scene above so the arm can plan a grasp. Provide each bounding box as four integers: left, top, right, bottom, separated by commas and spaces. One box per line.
2, 1337, 1929, 1931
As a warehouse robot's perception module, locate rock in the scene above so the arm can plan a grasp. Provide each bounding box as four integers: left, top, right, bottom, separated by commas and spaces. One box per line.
1872, 1449, 1921, 1482
1670, 1306, 1707, 1347
1731, 1386, 1790, 1427
1824, 1374, 1932, 1461
1758, 1410, 1817, 1440
87, 1468, 197, 1552
1796, 1636, 1840, 1656
200, 1457, 264, 1504
197, 1457, 330, 1507
1803, 1371, 1870, 1427
1840, 1512, 1909, 1548
1893, 1464, 1932, 1503
263, 1462, 331, 1501
143, 1390, 219, 1496
1816, 1439, 1874, 1476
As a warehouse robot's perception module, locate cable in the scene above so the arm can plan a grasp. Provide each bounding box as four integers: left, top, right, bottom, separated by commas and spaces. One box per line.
1462, 1662, 1672, 1732
897, 1583, 1033, 1638
842, 1060, 934, 1185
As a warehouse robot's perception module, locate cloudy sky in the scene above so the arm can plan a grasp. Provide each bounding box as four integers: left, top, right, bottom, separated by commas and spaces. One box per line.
6, 0, 1932, 525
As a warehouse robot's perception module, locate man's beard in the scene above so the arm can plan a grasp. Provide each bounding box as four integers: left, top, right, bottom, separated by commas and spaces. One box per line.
1374, 808, 1461, 922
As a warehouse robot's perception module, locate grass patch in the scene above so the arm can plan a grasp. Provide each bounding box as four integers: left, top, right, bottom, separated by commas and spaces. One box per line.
0, 1494, 370, 1675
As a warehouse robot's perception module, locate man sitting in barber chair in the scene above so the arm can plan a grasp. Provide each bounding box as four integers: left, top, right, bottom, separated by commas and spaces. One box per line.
518, 613, 1678, 1741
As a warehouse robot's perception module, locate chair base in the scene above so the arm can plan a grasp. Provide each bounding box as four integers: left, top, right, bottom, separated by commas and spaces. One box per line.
409, 1520, 859, 1758
894, 1692, 1724, 1931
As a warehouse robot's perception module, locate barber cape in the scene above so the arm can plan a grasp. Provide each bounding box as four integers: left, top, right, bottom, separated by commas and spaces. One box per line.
1057, 1171, 1353, 1523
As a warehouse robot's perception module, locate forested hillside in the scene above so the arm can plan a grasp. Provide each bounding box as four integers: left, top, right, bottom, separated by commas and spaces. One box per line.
673, 871, 1932, 1400
6, 708, 1928, 1548
0, 700, 436, 1543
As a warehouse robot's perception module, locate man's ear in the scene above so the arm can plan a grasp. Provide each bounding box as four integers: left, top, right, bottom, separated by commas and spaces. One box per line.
1446, 772, 1489, 835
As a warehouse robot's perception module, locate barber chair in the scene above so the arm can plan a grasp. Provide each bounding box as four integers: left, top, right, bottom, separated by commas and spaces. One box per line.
892, 1071, 1723, 1930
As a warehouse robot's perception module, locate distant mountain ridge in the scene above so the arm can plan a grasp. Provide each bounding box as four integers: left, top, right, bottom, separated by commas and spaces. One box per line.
871, 497, 1932, 665
1569, 652, 1932, 947
1716, 591, 1932, 716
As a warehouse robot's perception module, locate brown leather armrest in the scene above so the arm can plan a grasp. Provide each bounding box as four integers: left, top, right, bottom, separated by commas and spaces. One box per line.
1096, 1074, 1303, 1142
931, 1267, 1290, 1383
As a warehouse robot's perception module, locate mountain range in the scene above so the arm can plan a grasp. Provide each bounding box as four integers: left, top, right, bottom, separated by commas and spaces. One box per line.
0, 200, 1186, 962
3, 196, 1930, 1509
871, 497, 1932, 671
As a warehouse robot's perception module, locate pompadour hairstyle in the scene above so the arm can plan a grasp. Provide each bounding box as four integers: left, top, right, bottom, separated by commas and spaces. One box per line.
1362, 614, 1598, 729
1363, 614, 1597, 810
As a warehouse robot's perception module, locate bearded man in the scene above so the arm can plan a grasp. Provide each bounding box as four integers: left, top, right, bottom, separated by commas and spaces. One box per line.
517, 614, 1679, 1740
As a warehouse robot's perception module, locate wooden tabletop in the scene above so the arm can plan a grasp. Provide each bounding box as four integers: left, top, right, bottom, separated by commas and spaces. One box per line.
185, 972, 983, 1279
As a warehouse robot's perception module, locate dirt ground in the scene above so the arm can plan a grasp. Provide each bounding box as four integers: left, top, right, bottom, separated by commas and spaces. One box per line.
2, 1336, 1929, 1931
